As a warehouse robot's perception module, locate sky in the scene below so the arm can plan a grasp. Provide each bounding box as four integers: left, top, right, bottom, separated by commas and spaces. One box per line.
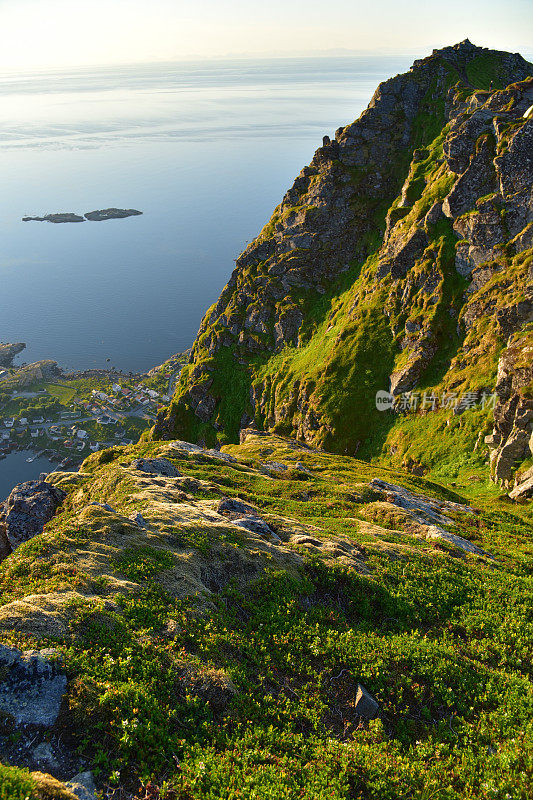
0, 0, 531, 72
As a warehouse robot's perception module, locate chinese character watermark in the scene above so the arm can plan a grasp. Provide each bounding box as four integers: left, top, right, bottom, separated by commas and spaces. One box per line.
375, 389, 498, 413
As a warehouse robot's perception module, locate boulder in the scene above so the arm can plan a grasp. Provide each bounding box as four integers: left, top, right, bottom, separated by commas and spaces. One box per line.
89, 502, 115, 512
132, 458, 182, 477
65, 772, 97, 800
217, 497, 258, 516
0, 645, 67, 727
233, 516, 281, 542
509, 466, 533, 500
0, 480, 66, 551
354, 684, 379, 719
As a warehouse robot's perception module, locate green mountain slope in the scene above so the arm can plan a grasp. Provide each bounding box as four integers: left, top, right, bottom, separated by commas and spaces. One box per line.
154, 40, 533, 494
0, 431, 532, 798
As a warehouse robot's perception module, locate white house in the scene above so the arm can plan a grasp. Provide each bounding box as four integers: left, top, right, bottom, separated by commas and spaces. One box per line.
76, 429, 88, 439
112, 384, 122, 393
4, 419, 14, 428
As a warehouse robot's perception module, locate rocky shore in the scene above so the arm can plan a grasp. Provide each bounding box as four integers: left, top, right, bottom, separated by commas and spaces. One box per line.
0, 342, 26, 368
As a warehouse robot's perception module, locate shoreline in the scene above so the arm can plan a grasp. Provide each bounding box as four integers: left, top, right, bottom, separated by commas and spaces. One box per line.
0, 344, 189, 467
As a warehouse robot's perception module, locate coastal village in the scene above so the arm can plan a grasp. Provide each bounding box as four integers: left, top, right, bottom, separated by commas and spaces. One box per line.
0, 344, 187, 474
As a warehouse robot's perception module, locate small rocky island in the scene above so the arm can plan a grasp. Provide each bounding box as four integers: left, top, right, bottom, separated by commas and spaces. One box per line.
22, 208, 142, 223
22, 213, 85, 223
84, 208, 142, 221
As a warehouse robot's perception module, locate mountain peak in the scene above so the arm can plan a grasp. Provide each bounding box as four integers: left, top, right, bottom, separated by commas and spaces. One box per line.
410, 39, 530, 79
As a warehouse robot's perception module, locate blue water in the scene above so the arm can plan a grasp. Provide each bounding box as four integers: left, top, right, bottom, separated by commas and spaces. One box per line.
0, 55, 413, 372
0, 450, 61, 501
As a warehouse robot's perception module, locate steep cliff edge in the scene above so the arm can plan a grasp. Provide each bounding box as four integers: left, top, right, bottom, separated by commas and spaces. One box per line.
155, 41, 533, 490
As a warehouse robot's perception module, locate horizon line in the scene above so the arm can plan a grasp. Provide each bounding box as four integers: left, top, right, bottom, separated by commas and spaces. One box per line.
1, 43, 532, 78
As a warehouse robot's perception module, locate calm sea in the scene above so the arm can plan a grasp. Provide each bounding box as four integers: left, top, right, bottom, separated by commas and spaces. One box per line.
0, 55, 413, 373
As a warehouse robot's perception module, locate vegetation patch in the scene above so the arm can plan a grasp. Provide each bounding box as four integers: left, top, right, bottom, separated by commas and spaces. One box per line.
113, 546, 175, 582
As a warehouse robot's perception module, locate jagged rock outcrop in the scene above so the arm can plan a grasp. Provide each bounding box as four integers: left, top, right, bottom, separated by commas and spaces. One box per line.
0, 341, 25, 368
510, 465, 533, 499
0, 644, 67, 727
156, 41, 532, 486
485, 332, 533, 486
0, 480, 67, 554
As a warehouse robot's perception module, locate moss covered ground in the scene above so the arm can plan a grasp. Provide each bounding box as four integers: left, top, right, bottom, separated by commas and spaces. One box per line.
0, 432, 531, 799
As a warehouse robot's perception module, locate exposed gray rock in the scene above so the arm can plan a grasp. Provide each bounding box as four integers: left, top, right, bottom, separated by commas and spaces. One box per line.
132, 458, 182, 477
509, 466, 533, 500
443, 138, 496, 219
261, 461, 288, 473
0, 480, 67, 551
487, 338, 533, 486
425, 525, 488, 556
377, 228, 428, 279
389, 339, 436, 396
89, 502, 115, 512
153, 45, 533, 460
354, 684, 379, 719
130, 511, 147, 528
32, 741, 59, 769
370, 479, 476, 524
217, 497, 258, 516
424, 200, 444, 227
194, 393, 217, 422
0, 341, 26, 368
233, 516, 281, 542
0, 645, 67, 727
66, 771, 97, 800
0, 524, 11, 560
166, 440, 205, 454
203, 449, 237, 463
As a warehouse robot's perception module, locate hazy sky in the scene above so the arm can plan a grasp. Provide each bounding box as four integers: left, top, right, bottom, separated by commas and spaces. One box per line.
0, 0, 531, 72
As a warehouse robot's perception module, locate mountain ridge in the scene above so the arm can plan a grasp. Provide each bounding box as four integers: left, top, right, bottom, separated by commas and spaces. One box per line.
154, 40, 533, 495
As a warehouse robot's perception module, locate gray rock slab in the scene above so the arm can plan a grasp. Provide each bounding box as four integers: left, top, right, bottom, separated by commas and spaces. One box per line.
233, 516, 281, 542
66, 771, 97, 800
354, 684, 379, 719
132, 458, 182, 477
217, 497, 258, 516
0, 645, 67, 727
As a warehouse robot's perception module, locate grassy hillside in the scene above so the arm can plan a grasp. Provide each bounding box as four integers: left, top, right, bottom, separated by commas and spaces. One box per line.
1, 432, 532, 798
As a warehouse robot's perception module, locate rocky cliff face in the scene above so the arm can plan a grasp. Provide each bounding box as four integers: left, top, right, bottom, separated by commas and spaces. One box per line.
0, 342, 25, 368
155, 41, 532, 490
